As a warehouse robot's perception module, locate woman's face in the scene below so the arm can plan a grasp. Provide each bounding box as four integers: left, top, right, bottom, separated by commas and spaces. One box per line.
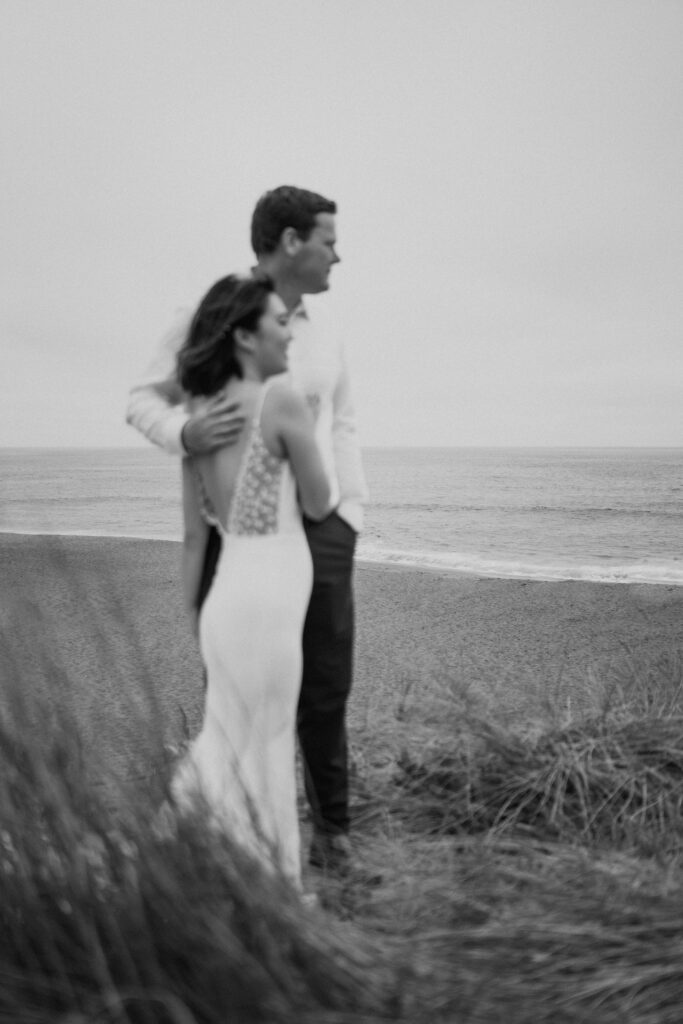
252, 292, 292, 377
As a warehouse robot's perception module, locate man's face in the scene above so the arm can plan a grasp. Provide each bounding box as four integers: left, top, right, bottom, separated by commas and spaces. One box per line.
292, 213, 340, 294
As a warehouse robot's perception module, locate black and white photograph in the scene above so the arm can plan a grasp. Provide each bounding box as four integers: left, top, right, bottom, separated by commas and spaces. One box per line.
1, 2, 682, 1021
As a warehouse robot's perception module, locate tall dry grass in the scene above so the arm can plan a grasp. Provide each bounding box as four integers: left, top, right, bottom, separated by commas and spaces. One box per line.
394, 713, 683, 851
0, 684, 405, 1023
391, 650, 683, 855
3, 547, 683, 1022
0, 584, 401, 1024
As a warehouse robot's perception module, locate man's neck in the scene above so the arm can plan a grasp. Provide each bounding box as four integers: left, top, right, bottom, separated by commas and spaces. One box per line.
255, 257, 303, 312
275, 278, 304, 312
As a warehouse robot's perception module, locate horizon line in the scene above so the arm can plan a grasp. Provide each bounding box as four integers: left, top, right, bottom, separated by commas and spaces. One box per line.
2, 443, 682, 452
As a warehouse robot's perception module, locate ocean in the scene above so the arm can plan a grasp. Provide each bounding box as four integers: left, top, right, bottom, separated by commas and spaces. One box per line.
1, 447, 681, 585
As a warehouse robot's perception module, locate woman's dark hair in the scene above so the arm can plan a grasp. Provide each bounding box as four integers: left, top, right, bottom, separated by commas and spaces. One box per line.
177, 274, 275, 397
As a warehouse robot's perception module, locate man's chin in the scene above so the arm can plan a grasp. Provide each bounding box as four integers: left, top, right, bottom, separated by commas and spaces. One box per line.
304, 278, 331, 295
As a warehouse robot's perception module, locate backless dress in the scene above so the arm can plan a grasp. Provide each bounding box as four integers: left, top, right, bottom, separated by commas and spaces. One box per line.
172, 381, 312, 887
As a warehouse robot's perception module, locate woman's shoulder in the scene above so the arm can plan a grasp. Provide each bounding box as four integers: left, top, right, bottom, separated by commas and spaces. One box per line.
259, 380, 311, 456
263, 378, 306, 415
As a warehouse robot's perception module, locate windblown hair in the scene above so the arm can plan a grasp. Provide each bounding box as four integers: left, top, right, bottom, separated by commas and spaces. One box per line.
177, 274, 275, 397
250, 185, 337, 256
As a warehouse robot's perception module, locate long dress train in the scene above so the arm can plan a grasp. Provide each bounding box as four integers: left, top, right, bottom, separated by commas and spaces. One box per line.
172, 382, 312, 887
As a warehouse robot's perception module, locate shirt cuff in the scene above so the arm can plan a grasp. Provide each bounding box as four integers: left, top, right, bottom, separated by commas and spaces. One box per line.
160, 407, 192, 456
336, 501, 363, 533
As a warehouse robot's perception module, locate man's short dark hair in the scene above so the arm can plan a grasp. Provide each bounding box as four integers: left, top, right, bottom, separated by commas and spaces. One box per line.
250, 186, 337, 256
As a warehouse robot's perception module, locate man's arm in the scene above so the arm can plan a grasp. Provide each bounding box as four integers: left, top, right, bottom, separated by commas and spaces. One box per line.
126, 310, 192, 455
331, 344, 369, 530
126, 309, 245, 455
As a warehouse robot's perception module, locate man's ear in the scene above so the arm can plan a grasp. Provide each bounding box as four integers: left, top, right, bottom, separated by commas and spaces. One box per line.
234, 326, 255, 355
281, 226, 302, 257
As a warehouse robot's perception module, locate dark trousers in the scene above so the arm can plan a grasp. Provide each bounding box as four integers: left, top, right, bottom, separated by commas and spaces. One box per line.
300, 512, 356, 836
196, 512, 356, 836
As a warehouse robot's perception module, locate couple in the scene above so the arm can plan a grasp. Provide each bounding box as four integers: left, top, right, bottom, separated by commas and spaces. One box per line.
126, 186, 368, 890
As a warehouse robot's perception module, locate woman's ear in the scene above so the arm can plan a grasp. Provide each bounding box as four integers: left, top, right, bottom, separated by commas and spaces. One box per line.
234, 326, 255, 354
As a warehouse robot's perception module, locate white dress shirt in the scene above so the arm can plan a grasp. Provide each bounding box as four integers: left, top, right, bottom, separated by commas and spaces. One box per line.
126, 294, 368, 532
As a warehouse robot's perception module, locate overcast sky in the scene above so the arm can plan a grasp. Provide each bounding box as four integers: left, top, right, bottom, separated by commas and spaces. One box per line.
2, 0, 681, 447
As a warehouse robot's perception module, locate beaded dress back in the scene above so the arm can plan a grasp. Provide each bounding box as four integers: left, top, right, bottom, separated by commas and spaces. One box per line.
227, 424, 283, 535
194, 382, 285, 537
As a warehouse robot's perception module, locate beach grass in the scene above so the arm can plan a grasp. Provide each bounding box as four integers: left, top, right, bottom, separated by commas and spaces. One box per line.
2, 535, 683, 1023
0, 643, 399, 1024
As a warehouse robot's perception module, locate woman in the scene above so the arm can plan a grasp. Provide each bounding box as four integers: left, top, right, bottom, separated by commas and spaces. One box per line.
171, 273, 332, 889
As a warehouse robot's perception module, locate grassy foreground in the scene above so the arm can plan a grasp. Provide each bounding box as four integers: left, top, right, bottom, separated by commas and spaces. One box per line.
2, 571, 683, 1022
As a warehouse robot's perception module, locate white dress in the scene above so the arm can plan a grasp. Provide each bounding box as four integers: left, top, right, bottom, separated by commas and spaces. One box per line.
172, 383, 312, 887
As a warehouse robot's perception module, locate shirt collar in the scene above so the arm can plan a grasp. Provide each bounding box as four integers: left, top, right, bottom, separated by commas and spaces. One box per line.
291, 298, 309, 320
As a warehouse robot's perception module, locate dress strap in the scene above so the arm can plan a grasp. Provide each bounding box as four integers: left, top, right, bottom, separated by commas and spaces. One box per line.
252, 379, 276, 427
225, 380, 285, 536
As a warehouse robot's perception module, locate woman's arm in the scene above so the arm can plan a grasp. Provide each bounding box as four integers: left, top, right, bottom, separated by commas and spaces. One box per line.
181, 458, 210, 635
265, 385, 333, 521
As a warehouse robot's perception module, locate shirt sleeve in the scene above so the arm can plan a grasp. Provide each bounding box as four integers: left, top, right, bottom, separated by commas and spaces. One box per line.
125, 309, 193, 456
332, 341, 369, 529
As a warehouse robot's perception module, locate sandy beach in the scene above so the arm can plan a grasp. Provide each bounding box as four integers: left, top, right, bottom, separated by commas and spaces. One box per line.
1, 533, 682, 786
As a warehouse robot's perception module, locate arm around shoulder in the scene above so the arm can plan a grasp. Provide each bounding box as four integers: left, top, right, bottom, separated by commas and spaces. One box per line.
126, 309, 192, 455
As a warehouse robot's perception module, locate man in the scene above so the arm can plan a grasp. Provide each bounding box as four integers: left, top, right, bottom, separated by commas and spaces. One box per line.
126, 186, 368, 874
